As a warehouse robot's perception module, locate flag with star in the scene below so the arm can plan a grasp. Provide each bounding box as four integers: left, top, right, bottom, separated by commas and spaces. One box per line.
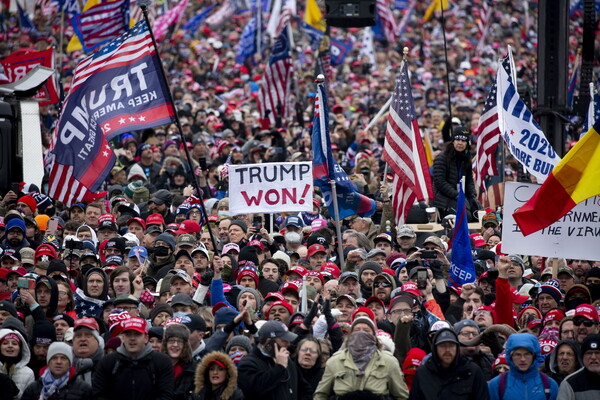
74, 288, 107, 318
312, 81, 377, 219
47, 20, 176, 206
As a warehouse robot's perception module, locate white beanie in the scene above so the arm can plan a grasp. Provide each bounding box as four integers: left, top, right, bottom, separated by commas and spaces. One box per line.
47, 342, 73, 365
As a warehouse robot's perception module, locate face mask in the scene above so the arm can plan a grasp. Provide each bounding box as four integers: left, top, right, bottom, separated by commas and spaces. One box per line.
587, 284, 600, 302
284, 231, 301, 244
218, 211, 230, 217
173, 312, 188, 318
566, 297, 588, 310
154, 246, 170, 257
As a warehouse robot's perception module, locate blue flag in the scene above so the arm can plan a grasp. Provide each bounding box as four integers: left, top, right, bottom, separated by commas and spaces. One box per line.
448, 182, 476, 287
183, 4, 216, 34
17, 3, 36, 32
236, 12, 258, 63
299, 20, 324, 50
312, 83, 377, 219
330, 37, 352, 66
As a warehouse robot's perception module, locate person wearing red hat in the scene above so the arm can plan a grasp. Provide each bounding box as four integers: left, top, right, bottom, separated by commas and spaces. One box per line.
305, 271, 324, 294
17, 195, 37, 216
93, 317, 174, 400
307, 244, 327, 270
573, 304, 600, 344
267, 300, 293, 325
494, 255, 533, 329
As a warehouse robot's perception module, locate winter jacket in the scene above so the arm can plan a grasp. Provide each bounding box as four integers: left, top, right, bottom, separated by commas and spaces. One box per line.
193, 351, 243, 400
546, 340, 582, 384
21, 367, 92, 400
409, 330, 489, 400
314, 348, 409, 400
488, 333, 559, 400
557, 366, 600, 399
237, 344, 299, 400
92, 343, 174, 400
295, 360, 324, 400
0, 328, 35, 399
173, 360, 198, 400
432, 150, 476, 215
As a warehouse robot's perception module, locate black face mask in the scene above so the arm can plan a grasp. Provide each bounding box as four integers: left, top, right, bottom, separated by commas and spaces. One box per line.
154, 246, 170, 257
587, 284, 600, 302
566, 297, 588, 311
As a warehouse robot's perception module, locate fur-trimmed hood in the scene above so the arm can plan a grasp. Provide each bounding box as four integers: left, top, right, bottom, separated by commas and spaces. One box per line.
194, 351, 238, 400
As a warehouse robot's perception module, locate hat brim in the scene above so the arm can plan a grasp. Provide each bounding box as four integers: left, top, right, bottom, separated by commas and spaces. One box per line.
278, 330, 298, 342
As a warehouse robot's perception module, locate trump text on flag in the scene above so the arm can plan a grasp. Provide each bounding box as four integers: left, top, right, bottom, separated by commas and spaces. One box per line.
503, 182, 600, 260
228, 163, 313, 215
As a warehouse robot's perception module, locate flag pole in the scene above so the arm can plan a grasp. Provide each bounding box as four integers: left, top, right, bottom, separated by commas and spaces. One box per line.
317, 73, 345, 267
139, 0, 218, 252
440, 2, 453, 123
365, 96, 392, 132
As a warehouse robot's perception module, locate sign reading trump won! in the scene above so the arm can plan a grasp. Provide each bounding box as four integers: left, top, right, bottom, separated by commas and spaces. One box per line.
229, 162, 313, 215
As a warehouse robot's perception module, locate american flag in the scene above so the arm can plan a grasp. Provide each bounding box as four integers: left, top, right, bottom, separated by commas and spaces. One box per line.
474, 56, 510, 191
36, 0, 59, 16
275, 0, 296, 37
206, 0, 237, 28
70, 0, 130, 52
376, 0, 398, 42
130, 1, 156, 25
74, 287, 106, 317
153, 0, 189, 41
258, 28, 293, 128
48, 20, 176, 206
383, 61, 433, 225
475, 0, 493, 52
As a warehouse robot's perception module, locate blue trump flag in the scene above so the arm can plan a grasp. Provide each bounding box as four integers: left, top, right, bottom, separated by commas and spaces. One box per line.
235, 11, 258, 63
183, 4, 216, 34
448, 182, 476, 287
312, 82, 377, 219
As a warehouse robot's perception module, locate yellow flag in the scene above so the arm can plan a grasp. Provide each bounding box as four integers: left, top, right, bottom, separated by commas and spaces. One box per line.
304, 0, 326, 32
423, 0, 450, 22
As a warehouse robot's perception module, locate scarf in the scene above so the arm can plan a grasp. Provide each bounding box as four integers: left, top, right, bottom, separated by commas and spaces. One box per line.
347, 331, 377, 376
40, 367, 69, 400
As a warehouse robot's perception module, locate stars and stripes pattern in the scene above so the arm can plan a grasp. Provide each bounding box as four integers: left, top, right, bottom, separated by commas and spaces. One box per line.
474, 56, 510, 191
258, 28, 293, 127
130, 1, 156, 25
70, 0, 130, 52
383, 61, 433, 225
275, 0, 296, 37
475, 0, 493, 52
153, 0, 189, 41
74, 288, 106, 318
376, 0, 398, 42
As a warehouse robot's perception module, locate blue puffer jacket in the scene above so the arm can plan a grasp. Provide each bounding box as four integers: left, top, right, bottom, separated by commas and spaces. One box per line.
488, 333, 559, 400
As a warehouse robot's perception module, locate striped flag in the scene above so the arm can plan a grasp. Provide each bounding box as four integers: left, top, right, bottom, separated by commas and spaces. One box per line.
475, 0, 493, 52
376, 0, 398, 42
275, 0, 296, 37
153, 0, 189, 41
182, 3, 216, 34
70, 0, 130, 52
206, 0, 237, 28
383, 60, 433, 225
258, 28, 293, 128
130, 1, 156, 25
47, 20, 176, 206
474, 56, 509, 191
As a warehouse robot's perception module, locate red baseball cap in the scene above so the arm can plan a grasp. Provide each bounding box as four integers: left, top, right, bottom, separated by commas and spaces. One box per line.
543, 309, 565, 325
174, 220, 201, 234
400, 282, 421, 298
35, 244, 57, 260
75, 317, 99, 332
247, 240, 265, 251
511, 288, 530, 304
120, 317, 148, 334
365, 296, 385, 309
574, 304, 600, 322
469, 233, 487, 247
307, 244, 327, 257
267, 300, 293, 319
146, 213, 165, 226
6, 266, 27, 277
99, 213, 117, 224
264, 292, 285, 303
306, 270, 324, 284
127, 217, 146, 230
320, 262, 341, 279
285, 265, 307, 277
281, 280, 302, 295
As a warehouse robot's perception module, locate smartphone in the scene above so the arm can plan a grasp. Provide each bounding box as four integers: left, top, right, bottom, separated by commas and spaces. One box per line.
263, 340, 276, 357
199, 157, 208, 171
45, 218, 59, 236
10, 182, 20, 193
17, 278, 35, 290
252, 216, 262, 230
421, 250, 437, 259
246, 306, 255, 321
416, 268, 428, 290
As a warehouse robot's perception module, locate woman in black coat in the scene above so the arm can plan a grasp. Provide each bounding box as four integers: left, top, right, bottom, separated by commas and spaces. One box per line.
162, 323, 198, 400
432, 126, 478, 220
193, 351, 243, 400
293, 337, 324, 400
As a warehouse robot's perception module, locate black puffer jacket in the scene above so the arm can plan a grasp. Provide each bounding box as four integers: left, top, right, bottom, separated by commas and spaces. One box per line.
409, 329, 489, 400
22, 368, 92, 400
238, 344, 299, 400
432, 150, 477, 216
174, 360, 198, 400
92, 343, 174, 400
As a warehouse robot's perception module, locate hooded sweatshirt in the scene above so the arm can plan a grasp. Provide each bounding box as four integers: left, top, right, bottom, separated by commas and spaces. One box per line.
74, 267, 109, 317
546, 339, 582, 384
488, 333, 559, 400
0, 328, 35, 398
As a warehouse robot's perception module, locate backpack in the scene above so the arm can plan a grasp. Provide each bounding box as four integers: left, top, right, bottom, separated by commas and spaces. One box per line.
498, 371, 551, 400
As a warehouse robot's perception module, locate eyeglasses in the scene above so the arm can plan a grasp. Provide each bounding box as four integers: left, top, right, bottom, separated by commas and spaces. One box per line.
573, 319, 598, 327
373, 281, 391, 288
458, 331, 478, 338
390, 309, 412, 315
58, 291, 68, 296
512, 351, 533, 359
300, 347, 319, 354
167, 338, 184, 345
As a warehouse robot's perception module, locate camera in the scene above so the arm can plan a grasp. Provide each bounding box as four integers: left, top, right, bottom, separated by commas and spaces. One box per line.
416, 268, 428, 290
65, 240, 83, 250
420, 250, 438, 259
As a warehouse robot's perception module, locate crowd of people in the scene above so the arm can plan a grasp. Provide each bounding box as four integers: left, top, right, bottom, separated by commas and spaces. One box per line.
1, 0, 600, 399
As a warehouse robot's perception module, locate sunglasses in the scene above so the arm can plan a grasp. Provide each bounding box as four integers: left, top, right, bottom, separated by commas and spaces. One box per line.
373, 281, 392, 288
573, 319, 598, 327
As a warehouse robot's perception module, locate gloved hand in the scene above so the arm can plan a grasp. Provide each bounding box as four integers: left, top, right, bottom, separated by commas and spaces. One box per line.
201, 270, 214, 286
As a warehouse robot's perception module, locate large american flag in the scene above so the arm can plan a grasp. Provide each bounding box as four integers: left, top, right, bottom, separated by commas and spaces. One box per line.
377, 0, 398, 42
48, 20, 176, 205
70, 0, 130, 52
275, 0, 296, 37
474, 56, 510, 191
258, 28, 293, 127
383, 61, 433, 225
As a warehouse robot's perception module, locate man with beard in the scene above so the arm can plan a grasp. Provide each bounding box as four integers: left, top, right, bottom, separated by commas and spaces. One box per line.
358, 261, 382, 299
410, 328, 488, 399
372, 273, 396, 306
454, 319, 496, 381
1, 218, 30, 251
571, 259, 593, 283
145, 190, 175, 224
558, 334, 600, 398
338, 272, 361, 299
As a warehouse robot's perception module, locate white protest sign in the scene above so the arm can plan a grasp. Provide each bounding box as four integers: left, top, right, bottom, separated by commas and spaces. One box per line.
229, 162, 313, 215
497, 64, 561, 183
503, 182, 600, 260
